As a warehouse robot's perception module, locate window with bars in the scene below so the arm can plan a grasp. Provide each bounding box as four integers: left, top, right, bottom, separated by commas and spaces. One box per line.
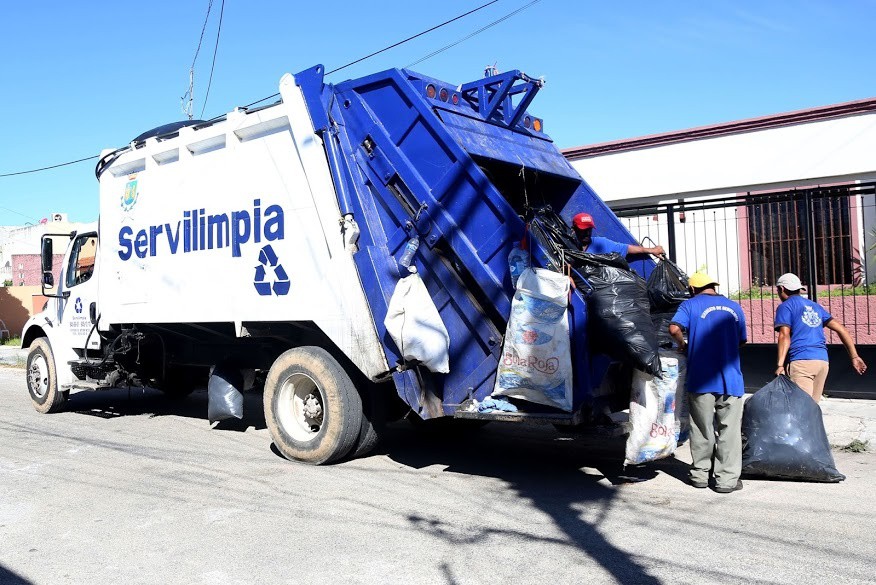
747, 194, 852, 286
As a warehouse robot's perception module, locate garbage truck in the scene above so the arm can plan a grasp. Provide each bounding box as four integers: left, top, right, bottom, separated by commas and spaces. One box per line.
21, 64, 651, 464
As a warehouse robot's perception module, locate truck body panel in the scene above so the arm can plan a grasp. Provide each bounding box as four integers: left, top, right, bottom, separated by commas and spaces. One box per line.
96, 74, 387, 379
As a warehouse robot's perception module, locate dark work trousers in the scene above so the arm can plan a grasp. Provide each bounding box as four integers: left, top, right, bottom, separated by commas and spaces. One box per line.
688, 393, 743, 489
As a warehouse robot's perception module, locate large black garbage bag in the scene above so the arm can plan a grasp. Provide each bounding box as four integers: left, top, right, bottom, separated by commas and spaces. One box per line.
208, 367, 244, 423
528, 206, 580, 266
742, 375, 845, 482
647, 258, 690, 311
569, 252, 662, 377
527, 207, 660, 375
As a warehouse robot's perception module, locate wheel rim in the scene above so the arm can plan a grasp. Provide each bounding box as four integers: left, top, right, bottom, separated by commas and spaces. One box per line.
29, 354, 49, 398
276, 373, 325, 442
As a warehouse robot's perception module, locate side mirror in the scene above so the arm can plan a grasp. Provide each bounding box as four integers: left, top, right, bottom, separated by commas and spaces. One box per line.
41, 237, 53, 271
41, 237, 55, 289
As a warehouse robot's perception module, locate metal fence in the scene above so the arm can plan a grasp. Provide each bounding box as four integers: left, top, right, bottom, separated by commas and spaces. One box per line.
611, 182, 876, 345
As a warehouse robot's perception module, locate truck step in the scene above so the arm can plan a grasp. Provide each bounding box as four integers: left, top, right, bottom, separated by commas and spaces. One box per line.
453, 399, 583, 426
61, 381, 113, 391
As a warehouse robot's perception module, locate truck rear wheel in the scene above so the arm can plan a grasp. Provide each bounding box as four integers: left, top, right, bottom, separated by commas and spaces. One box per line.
346, 382, 388, 459
264, 347, 362, 465
27, 338, 68, 414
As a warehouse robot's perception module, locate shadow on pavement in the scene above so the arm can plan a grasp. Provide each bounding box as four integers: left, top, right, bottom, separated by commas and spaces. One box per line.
63, 387, 267, 431
380, 421, 691, 585
0, 563, 33, 585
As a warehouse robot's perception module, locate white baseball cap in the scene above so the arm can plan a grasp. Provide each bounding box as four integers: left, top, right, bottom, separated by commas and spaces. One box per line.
776, 273, 806, 291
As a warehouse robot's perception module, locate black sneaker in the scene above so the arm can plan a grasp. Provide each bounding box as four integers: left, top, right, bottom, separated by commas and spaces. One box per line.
713, 480, 743, 494
688, 477, 708, 489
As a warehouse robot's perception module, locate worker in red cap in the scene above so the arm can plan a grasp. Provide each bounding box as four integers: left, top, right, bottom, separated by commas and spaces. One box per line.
572, 212, 665, 257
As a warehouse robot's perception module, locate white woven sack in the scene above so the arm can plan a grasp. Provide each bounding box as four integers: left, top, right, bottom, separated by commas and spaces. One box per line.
492, 268, 572, 411
384, 272, 450, 373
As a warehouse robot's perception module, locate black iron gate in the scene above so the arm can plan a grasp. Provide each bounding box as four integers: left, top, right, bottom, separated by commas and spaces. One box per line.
610, 182, 876, 345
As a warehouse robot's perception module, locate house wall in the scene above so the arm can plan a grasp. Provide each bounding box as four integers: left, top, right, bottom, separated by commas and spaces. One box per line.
8, 254, 64, 287
0, 285, 43, 338
567, 111, 876, 204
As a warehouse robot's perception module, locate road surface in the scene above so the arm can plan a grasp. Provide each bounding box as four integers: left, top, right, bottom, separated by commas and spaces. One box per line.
0, 366, 873, 585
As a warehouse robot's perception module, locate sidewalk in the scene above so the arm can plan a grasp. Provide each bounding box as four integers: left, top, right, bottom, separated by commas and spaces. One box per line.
0, 345, 27, 368
820, 397, 876, 448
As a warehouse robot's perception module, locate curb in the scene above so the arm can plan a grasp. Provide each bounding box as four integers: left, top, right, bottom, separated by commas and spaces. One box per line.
0, 347, 27, 369
820, 398, 876, 449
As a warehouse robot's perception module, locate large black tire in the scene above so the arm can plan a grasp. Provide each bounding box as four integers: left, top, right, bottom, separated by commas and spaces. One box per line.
264, 346, 362, 465
347, 382, 389, 459
26, 338, 68, 414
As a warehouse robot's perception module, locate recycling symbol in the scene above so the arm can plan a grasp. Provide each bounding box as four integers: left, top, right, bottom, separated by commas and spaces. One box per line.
74, 297, 83, 314
253, 244, 290, 296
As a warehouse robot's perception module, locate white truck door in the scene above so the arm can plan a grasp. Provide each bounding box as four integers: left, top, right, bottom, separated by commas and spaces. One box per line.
59, 232, 100, 351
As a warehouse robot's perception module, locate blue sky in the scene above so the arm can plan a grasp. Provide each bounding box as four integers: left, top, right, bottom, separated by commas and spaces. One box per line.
1, 0, 874, 223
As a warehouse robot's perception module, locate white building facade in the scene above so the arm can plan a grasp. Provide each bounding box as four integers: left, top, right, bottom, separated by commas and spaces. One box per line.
564, 98, 876, 347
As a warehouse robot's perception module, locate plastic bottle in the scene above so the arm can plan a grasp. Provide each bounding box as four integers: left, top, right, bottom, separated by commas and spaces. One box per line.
399, 236, 419, 269
508, 238, 530, 288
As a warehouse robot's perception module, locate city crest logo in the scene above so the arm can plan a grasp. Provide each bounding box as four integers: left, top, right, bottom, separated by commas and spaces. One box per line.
121, 175, 139, 212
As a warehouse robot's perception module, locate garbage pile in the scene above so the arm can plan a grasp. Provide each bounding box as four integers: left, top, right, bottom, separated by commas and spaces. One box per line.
529, 208, 661, 377
742, 375, 845, 482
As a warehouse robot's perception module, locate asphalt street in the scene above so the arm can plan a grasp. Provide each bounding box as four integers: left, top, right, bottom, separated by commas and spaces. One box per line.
0, 366, 874, 585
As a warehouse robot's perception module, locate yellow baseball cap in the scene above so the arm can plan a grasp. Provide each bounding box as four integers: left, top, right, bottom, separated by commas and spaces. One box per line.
688, 272, 719, 289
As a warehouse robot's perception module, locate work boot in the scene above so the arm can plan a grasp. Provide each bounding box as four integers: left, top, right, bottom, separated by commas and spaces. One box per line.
713, 480, 743, 494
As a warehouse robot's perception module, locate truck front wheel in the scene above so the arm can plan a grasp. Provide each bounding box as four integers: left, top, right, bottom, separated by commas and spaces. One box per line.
264, 347, 362, 465
27, 338, 68, 414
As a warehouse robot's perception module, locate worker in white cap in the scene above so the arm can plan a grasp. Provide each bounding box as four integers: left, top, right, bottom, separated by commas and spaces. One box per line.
669, 272, 747, 493
774, 272, 867, 402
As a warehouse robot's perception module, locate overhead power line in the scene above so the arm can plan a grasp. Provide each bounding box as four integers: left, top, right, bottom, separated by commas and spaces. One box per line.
326, 0, 499, 75
181, 0, 216, 119
1, 0, 538, 178
0, 206, 40, 223
200, 0, 226, 118
230, 0, 502, 116
0, 155, 98, 178
407, 0, 543, 68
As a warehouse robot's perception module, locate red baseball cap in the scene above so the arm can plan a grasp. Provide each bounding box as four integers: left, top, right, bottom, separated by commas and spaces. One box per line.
573, 212, 595, 230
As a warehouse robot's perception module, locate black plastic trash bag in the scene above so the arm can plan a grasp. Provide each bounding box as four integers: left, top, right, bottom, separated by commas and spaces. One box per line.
570, 252, 662, 377
647, 258, 690, 311
651, 311, 677, 350
208, 367, 244, 423
742, 375, 845, 482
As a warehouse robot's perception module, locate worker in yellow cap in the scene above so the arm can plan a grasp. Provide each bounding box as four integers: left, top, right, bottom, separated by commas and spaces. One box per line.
669, 272, 747, 494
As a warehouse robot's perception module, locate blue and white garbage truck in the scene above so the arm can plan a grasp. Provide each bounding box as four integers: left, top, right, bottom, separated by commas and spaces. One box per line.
21, 64, 648, 464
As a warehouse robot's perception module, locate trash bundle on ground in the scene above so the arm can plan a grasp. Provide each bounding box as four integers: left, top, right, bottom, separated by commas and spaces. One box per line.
624, 352, 686, 465
493, 267, 573, 411
742, 375, 845, 482
647, 259, 690, 349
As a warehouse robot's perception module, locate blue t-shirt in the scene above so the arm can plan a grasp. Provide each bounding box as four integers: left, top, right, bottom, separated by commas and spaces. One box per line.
671, 294, 747, 396
585, 236, 629, 256
774, 295, 832, 362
